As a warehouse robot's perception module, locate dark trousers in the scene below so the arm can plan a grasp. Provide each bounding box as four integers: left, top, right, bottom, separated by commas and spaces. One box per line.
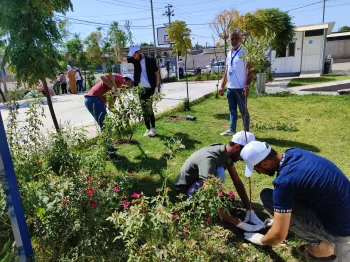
77, 80, 84, 92
139, 87, 156, 130
179, 68, 184, 79
61, 83, 67, 94
260, 188, 350, 261
227, 88, 250, 133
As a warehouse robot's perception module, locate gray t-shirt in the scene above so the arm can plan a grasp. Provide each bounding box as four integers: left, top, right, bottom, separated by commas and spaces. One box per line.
175, 143, 233, 186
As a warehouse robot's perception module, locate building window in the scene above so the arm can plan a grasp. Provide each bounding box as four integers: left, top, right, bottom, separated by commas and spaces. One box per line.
305, 29, 324, 37
288, 42, 296, 57
277, 42, 296, 58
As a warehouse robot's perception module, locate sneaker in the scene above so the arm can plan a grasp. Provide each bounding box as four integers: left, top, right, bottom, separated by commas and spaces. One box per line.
144, 129, 151, 136
220, 130, 235, 136
149, 128, 156, 137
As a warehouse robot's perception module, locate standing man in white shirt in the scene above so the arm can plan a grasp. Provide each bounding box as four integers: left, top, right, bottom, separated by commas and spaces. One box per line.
116, 45, 160, 137
219, 31, 254, 136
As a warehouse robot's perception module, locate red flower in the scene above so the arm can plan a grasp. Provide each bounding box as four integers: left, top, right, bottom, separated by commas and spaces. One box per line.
121, 200, 130, 209
90, 198, 98, 208
172, 214, 179, 220
87, 188, 95, 195
131, 192, 142, 198
60, 197, 69, 205
85, 176, 91, 181
217, 191, 223, 197
183, 228, 190, 233
114, 187, 121, 193
205, 215, 211, 221
228, 190, 235, 199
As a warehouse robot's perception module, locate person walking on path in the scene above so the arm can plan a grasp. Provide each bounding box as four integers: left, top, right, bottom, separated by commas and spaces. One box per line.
240, 141, 350, 261
59, 72, 67, 94
75, 68, 84, 92
116, 45, 160, 137
178, 58, 184, 79
84, 73, 133, 130
175, 131, 265, 232
219, 31, 254, 136
67, 65, 77, 94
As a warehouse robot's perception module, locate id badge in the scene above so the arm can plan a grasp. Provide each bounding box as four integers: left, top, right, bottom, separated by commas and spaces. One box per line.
228, 67, 233, 75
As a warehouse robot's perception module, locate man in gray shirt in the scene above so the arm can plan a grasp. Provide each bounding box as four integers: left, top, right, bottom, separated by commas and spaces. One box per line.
175, 131, 265, 232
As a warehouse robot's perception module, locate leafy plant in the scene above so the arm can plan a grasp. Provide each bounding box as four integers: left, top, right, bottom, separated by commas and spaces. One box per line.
251, 121, 298, 132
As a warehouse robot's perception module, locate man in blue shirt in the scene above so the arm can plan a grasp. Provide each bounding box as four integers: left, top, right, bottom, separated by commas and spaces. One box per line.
240, 141, 350, 261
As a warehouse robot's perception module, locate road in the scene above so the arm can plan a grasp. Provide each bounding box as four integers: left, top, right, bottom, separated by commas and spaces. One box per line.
0, 80, 221, 137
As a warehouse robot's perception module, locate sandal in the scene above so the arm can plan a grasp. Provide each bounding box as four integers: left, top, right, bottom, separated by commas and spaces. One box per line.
296, 244, 337, 261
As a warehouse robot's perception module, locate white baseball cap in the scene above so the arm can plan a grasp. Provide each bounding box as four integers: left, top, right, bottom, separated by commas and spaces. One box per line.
123, 74, 134, 83
240, 141, 272, 177
231, 131, 255, 146
128, 45, 141, 56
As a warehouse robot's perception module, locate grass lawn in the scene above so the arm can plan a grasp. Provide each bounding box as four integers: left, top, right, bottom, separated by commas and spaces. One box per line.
83, 92, 350, 261
287, 74, 350, 87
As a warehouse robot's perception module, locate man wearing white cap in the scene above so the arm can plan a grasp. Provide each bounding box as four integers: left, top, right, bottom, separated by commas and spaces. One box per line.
116, 45, 160, 137
175, 131, 265, 232
240, 141, 350, 261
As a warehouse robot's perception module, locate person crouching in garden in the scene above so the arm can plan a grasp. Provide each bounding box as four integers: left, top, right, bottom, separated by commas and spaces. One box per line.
175, 131, 265, 232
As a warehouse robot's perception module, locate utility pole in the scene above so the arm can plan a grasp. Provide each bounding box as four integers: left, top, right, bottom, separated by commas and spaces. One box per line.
163, 4, 174, 24
322, 0, 326, 23
150, 0, 157, 58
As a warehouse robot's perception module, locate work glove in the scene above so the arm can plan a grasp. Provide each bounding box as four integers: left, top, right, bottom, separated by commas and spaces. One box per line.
237, 221, 265, 232
244, 210, 264, 225
264, 218, 274, 228
154, 87, 159, 94
244, 233, 264, 245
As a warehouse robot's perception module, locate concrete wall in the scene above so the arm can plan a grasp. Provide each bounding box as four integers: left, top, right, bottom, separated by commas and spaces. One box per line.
184, 52, 226, 70
326, 40, 350, 59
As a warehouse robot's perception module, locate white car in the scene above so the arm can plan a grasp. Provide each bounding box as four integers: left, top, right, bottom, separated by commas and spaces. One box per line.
204, 61, 226, 74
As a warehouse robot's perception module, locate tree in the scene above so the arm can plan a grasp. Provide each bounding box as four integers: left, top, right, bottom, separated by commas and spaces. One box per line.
338, 26, 350, 33
85, 31, 103, 71
0, 0, 73, 132
241, 8, 294, 54
167, 21, 192, 110
210, 9, 240, 57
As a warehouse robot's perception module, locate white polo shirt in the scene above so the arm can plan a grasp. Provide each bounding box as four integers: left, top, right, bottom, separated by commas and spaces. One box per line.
226, 46, 246, 89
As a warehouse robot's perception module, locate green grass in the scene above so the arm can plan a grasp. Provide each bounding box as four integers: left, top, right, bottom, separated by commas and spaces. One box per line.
83, 92, 350, 261
287, 74, 350, 87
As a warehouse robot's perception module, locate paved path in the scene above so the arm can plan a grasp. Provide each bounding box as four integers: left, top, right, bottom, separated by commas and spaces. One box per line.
0, 80, 221, 137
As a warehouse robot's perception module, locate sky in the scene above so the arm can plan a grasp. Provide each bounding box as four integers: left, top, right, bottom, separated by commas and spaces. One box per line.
63, 0, 350, 46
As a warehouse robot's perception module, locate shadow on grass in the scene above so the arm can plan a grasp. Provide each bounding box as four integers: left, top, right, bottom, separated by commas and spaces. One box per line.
213, 113, 230, 121
259, 137, 320, 153
156, 132, 201, 151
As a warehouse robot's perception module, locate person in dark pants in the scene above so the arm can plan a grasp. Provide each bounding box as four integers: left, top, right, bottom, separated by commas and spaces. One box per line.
59, 72, 67, 94
178, 58, 184, 79
84, 73, 133, 130
240, 141, 350, 261
116, 45, 160, 137
75, 68, 84, 92
219, 31, 254, 136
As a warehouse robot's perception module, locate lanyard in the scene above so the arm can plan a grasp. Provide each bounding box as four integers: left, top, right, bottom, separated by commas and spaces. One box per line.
230, 46, 242, 67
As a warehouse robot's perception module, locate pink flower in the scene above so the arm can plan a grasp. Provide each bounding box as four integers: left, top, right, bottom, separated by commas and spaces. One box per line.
129, 172, 135, 176
183, 228, 190, 233
205, 215, 211, 221
228, 190, 235, 199
121, 200, 130, 209
90, 198, 98, 208
217, 191, 223, 197
157, 209, 162, 214
85, 176, 91, 181
113, 187, 121, 193
131, 192, 142, 198
87, 188, 95, 195
172, 214, 179, 220
60, 197, 69, 205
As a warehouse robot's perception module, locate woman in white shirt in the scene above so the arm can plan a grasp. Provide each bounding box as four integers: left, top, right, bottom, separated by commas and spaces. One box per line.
75, 68, 84, 92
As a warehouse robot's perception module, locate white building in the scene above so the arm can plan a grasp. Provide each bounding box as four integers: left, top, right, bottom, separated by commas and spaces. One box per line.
271, 22, 335, 76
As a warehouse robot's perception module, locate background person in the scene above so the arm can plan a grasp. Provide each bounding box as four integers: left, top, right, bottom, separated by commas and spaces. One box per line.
219, 31, 254, 136
59, 72, 67, 94
240, 141, 350, 261
75, 68, 84, 92
67, 65, 77, 94
116, 45, 160, 137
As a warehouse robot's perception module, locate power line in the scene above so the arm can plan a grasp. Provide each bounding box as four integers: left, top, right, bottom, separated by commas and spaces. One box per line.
286, 1, 324, 12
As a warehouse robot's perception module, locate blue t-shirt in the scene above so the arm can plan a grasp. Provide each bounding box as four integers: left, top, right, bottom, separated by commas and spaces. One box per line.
273, 148, 350, 237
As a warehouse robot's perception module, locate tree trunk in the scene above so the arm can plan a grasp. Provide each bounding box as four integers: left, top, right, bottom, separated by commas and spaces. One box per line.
224, 39, 227, 58
42, 79, 60, 132
84, 70, 87, 91
185, 51, 190, 110
0, 83, 6, 102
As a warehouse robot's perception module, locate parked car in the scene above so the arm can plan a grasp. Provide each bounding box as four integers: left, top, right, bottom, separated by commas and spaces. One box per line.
204, 61, 226, 74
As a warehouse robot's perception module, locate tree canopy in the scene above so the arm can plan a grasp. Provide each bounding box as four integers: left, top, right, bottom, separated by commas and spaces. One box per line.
167, 21, 192, 56
338, 26, 350, 33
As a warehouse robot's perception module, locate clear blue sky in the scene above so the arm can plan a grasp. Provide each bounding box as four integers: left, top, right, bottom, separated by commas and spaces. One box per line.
64, 0, 350, 46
